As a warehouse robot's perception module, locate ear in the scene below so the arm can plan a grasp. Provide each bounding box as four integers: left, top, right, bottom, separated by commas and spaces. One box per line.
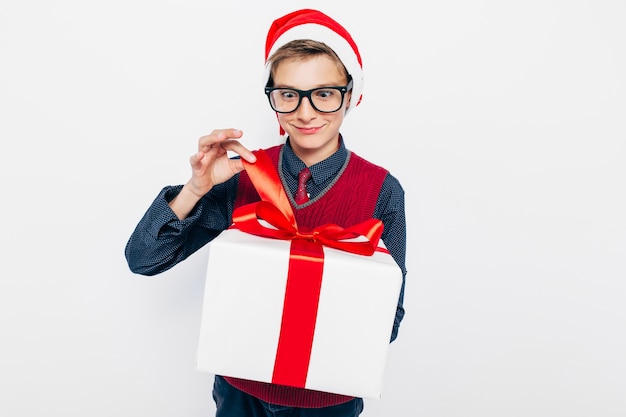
344, 91, 352, 114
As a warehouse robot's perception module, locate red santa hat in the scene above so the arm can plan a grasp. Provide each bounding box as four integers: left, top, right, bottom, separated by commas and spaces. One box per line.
263, 9, 364, 128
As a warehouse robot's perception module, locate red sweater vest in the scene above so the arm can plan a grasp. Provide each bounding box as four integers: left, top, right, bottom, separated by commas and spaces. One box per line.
225, 145, 388, 408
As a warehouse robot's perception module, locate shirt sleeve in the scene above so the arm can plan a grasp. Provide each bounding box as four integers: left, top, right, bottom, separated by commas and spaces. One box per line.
375, 172, 407, 343
124, 178, 238, 276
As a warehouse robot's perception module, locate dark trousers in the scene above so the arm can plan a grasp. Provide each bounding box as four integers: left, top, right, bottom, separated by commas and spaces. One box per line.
212, 376, 364, 417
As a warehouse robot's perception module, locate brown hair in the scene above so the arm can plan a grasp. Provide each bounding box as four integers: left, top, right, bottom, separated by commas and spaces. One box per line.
265, 39, 350, 87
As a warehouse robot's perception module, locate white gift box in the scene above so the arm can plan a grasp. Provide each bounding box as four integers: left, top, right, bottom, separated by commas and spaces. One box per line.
196, 228, 402, 399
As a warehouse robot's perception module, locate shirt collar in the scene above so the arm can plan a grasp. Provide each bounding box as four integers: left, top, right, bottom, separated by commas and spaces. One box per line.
282, 135, 348, 185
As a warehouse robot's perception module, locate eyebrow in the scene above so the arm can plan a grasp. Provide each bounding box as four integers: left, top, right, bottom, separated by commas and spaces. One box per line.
271, 81, 347, 89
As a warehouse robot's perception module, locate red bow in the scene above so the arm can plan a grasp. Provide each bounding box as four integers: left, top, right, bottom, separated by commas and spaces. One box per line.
232, 149, 384, 255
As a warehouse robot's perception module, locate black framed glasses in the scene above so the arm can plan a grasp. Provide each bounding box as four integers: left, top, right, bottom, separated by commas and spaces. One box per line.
265, 78, 353, 114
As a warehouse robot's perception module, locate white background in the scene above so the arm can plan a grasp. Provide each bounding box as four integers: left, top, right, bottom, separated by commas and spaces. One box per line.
1, 0, 625, 416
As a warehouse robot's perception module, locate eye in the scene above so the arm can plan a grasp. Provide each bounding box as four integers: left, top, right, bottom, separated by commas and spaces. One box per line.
314, 89, 336, 100
280, 90, 298, 101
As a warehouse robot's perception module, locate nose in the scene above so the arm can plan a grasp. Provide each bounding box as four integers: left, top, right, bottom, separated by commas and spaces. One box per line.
296, 95, 317, 119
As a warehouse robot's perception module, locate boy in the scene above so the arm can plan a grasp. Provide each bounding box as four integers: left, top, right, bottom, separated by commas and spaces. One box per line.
125, 8, 406, 417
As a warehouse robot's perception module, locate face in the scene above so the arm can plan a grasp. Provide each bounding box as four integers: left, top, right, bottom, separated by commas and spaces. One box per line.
272, 55, 351, 165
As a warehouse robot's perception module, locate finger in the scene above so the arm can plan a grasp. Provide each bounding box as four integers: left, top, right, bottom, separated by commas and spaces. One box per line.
229, 157, 246, 174
189, 151, 206, 169
220, 140, 257, 163
198, 128, 244, 152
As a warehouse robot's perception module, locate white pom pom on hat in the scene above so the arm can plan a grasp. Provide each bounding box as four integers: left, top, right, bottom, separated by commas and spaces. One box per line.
263, 9, 364, 123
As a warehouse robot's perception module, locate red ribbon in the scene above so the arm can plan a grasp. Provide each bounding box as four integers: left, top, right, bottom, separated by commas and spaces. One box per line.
231, 149, 384, 388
